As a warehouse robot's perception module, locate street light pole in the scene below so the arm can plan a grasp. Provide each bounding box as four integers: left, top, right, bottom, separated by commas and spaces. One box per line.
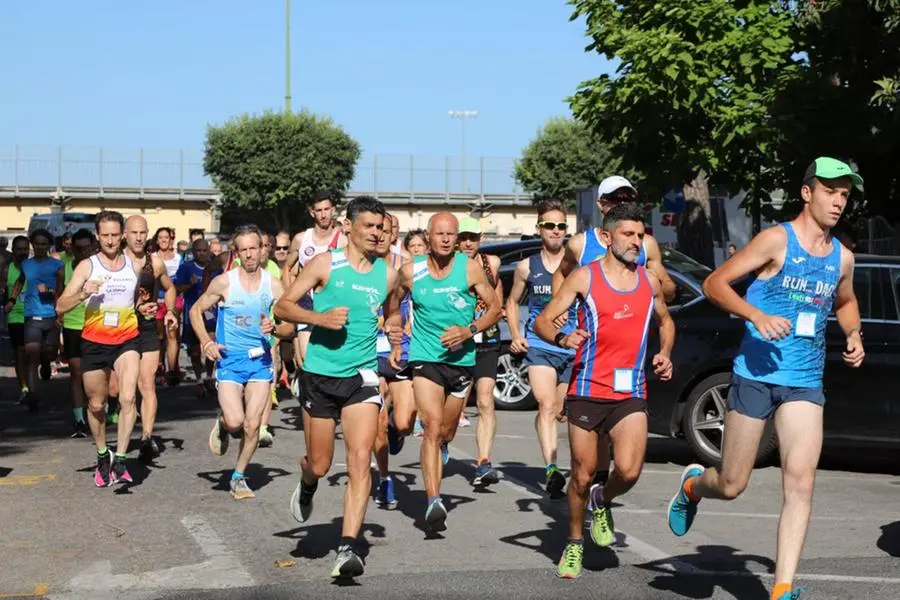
285, 0, 292, 113
448, 109, 478, 193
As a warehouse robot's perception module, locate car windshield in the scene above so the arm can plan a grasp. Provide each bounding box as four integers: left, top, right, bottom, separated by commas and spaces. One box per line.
63, 213, 96, 223
660, 247, 712, 284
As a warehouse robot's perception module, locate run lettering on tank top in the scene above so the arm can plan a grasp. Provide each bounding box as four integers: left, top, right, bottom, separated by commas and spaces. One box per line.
81, 254, 140, 345
579, 228, 647, 267
524, 252, 576, 355
733, 223, 841, 388
568, 262, 654, 401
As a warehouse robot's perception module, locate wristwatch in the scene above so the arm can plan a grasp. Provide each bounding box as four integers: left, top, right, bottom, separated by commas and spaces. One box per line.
554, 332, 567, 347
469, 323, 478, 336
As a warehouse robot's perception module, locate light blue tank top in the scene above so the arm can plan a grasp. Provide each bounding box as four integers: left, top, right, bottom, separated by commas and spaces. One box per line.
733, 223, 841, 388
524, 252, 575, 354
215, 269, 274, 364
580, 228, 647, 267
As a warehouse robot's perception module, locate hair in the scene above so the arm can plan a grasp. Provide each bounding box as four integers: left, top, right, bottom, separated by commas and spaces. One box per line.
232, 224, 264, 247
345, 195, 387, 222
404, 228, 426, 249
152, 227, 175, 243
276, 229, 290, 238
72, 228, 95, 245
189, 228, 204, 237
29, 228, 53, 245
192, 236, 210, 250
602, 202, 646, 233
536, 199, 566, 219
95, 210, 125, 233
12, 235, 29, 248
312, 190, 338, 207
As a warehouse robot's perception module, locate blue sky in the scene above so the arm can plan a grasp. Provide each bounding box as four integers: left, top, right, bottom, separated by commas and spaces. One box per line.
0, 1, 612, 190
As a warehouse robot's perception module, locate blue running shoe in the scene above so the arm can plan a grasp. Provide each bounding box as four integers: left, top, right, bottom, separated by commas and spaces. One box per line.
440, 441, 450, 466
776, 588, 804, 600
667, 463, 705, 537
375, 477, 398, 509
425, 497, 447, 532
387, 420, 404, 455
472, 460, 499, 487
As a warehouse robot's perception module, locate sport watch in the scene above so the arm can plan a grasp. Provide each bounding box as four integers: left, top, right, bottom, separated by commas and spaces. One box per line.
469, 323, 478, 336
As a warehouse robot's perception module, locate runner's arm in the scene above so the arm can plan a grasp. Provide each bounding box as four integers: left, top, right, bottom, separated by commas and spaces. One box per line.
551, 234, 583, 296
201, 252, 224, 291
535, 266, 589, 346
54, 262, 65, 300
272, 252, 330, 326
643, 235, 677, 303
190, 273, 227, 349
649, 273, 675, 358
56, 260, 93, 315
467, 257, 502, 333
154, 256, 177, 312
382, 266, 402, 348
505, 258, 530, 341
833, 247, 861, 340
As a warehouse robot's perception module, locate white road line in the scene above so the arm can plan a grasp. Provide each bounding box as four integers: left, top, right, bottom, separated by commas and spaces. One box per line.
613, 507, 878, 522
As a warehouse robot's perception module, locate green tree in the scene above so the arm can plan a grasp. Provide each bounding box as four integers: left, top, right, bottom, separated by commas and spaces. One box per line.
204, 110, 361, 232
568, 1, 801, 266
514, 117, 618, 207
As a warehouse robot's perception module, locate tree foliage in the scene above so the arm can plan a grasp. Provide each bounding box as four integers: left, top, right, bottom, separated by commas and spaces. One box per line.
204, 111, 361, 232
514, 117, 619, 206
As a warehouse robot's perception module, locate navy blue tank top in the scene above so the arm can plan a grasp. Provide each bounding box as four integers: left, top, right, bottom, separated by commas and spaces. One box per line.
524, 252, 576, 354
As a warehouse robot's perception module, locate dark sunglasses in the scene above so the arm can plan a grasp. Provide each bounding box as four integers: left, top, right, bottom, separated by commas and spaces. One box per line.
538, 221, 568, 231
275, 245, 290, 251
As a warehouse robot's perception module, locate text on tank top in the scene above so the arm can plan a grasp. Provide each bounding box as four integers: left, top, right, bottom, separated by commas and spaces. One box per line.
568, 262, 654, 401
214, 269, 274, 359
82, 254, 140, 345
733, 222, 841, 388
524, 252, 576, 354
304, 250, 388, 378
409, 253, 477, 367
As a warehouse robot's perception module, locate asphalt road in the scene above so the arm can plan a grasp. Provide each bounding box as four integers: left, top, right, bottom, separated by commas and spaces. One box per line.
1, 363, 898, 600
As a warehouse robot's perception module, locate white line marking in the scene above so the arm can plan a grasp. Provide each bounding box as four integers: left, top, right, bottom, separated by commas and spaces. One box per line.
66, 515, 254, 593
613, 507, 878, 522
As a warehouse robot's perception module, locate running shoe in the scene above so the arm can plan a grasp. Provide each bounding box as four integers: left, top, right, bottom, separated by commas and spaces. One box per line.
208, 416, 229, 456
545, 466, 566, 499
776, 588, 804, 600
556, 542, 584, 579
425, 497, 447, 532
71, 420, 89, 439
110, 457, 133, 484
413, 417, 424, 438
472, 460, 499, 487
258, 425, 274, 448
440, 441, 450, 466
458, 414, 471, 428
330, 544, 364, 579
230, 477, 255, 500
93, 451, 112, 487
290, 479, 317, 523
667, 463, 705, 537
589, 484, 615, 547
374, 477, 398, 509
138, 437, 159, 463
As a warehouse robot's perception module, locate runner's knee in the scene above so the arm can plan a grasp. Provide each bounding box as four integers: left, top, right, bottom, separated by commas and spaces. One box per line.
720, 471, 750, 500
781, 463, 815, 501
305, 454, 333, 479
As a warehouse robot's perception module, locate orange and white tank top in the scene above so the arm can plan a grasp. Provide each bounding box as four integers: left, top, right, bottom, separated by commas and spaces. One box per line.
81, 254, 140, 345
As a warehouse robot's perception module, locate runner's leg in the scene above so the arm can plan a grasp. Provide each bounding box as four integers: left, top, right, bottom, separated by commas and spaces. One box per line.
340, 401, 381, 537
603, 411, 648, 502
137, 349, 161, 442
373, 378, 390, 478
83, 370, 110, 450
389, 378, 416, 434
112, 349, 141, 456
567, 421, 599, 539
217, 381, 246, 434
234, 381, 269, 473
415, 375, 450, 499
692, 410, 766, 499
530, 364, 563, 465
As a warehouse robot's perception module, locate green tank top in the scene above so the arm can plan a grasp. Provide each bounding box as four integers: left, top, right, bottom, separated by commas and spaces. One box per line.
303, 250, 388, 378
63, 259, 86, 330
6, 263, 25, 324
409, 253, 476, 367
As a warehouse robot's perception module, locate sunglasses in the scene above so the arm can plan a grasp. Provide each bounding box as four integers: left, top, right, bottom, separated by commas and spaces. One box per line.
538, 221, 568, 231
275, 245, 290, 251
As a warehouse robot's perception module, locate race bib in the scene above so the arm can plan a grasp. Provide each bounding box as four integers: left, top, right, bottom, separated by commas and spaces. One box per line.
203, 309, 215, 321
103, 312, 119, 327
613, 368, 634, 393
376, 335, 391, 353
474, 332, 483, 344
358, 368, 380, 388
796, 312, 817, 338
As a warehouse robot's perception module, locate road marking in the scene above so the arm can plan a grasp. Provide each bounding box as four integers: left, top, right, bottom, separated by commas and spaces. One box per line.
0, 474, 56, 486
67, 515, 254, 592
0, 584, 48, 598
612, 507, 879, 522
669, 568, 900, 585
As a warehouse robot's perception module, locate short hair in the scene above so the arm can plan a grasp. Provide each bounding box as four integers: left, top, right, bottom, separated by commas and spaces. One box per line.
345, 195, 387, 222
72, 229, 95, 245
95, 210, 125, 233
189, 228, 204, 237
192, 237, 210, 250
12, 235, 29, 248
312, 190, 337, 206
602, 202, 646, 233
404, 228, 426, 248
29, 228, 53, 245
536, 199, 566, 219
232, 224, 264, 246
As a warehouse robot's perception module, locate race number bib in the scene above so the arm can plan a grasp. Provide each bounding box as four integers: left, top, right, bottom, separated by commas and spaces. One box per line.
103, 312, 119, 327
613, 369, 634, 393
358, 368, 380, 388
796, 312, 817, 338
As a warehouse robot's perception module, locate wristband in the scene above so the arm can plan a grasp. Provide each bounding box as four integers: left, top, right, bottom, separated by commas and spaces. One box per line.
554, 332, 567, 347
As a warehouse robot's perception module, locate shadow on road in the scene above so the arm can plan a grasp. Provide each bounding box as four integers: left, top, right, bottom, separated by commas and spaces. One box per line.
636, 544, 774, 600
877, 521, 900, 557
197, 463, 292, 492
273, 517, 386, 561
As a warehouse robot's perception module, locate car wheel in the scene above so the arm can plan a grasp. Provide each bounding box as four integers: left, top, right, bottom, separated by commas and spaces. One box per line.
682, 372, 777, 467
493, 349, 535, 410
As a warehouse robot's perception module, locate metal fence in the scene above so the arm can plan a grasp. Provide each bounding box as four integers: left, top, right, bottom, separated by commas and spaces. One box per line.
0, 145, 524, 197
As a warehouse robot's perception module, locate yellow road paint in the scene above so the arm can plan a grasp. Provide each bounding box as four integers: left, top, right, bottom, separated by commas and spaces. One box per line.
0, 583, 49, 598
11, 457, 64, 466
0, 474, 56, 486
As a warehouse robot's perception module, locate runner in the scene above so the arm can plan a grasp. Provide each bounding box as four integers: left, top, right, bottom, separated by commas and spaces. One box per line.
275, 195, 402, 579
506, 200, 577, 498
62, 229, 96, 438
153, 227, 183, 385
174, 238, 218, 399
372, 213, 413, 509
125, 216, 178, 462
57, 211, 142, 487
535, 202, 675, 579
456, 216, 503, 487
190, 224, 282, 500
666, 157, 865, 600
14, 229, 64, 411
395, 212, 502, 532
3, 236, 31, 405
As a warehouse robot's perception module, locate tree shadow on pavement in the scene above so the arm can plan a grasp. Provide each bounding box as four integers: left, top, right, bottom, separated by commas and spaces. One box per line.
196, 463, 291, 492
495, 460, 565, 495
877, 521, 900, 557
636, 544, 774, 599
273, 517, 386, 561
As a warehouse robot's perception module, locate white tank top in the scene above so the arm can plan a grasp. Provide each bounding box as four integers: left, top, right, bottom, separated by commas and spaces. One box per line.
82, 253, 139, 345
155, 251, 181, 278
298, 228, 341, 268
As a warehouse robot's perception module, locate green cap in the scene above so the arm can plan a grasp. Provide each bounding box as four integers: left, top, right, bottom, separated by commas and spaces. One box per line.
804, 157, 864, 189
459, 216, 482, 235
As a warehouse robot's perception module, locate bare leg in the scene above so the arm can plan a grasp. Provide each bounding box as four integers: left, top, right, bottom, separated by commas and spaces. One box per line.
112, 350, 141, 456
691, 410, 767, 500
530, 366, 564, 465
603, 412, 648, 503
340, 401, 381, 538
474, 376, 497, 461
234, 381, 269, 473
137, 350, 161, 439
567, 422, 599, 540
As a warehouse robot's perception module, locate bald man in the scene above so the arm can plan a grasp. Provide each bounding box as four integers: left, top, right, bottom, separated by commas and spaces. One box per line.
122, 215, 178, 463
394, 212, 502, 531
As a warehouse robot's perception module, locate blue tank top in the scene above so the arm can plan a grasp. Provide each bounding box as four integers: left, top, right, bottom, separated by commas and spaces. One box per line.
733, 223, 841, 388
215, 269, 274, 365
580, 228, 647, 267
524, 252, 575, 354
376, 251, 410, 359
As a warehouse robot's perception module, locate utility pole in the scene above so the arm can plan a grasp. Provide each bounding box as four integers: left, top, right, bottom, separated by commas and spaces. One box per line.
285, 0, 292, 113
448, 110, 478, 193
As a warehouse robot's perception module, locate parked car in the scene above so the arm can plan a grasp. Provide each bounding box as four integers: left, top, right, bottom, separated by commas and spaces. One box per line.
28, 212, 96, 239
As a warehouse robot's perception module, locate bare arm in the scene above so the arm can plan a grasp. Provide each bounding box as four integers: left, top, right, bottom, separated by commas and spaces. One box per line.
536, 266, 589, 347
651, 274, 675, 358
201, 253, 224, 292
505, 258, 530, 347
54, 263, 65, 300
643, 235, 676, 302
273, 252, 332, 327
190, 273, 228, 352
551, 234, 584, 296
467, 256, 502, 333
153, 256, 176, 312
56, 260, 93, 315
833, 247, 864, 367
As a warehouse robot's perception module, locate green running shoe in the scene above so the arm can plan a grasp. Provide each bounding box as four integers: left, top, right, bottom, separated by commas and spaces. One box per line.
556, 542, 584, 579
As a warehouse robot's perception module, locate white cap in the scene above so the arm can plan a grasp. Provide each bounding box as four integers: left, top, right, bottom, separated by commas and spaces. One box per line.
597, 175, 637, 199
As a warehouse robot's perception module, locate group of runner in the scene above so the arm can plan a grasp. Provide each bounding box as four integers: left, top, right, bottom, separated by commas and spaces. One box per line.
5, 157, 864, 598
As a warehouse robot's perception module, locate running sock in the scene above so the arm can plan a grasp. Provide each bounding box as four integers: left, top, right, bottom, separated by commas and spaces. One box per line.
114, 452, 127, 461
568, 537, 584, 546
339, 536, 356, 551
73, 408, 85, 423
771, 582, 792, 600
546, 463, 557, 474
427, 495, 441, 506
97, 447, 108, 457
231, 470, 244, 481
683, 476, 701, 502
477, 457, 490, 466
